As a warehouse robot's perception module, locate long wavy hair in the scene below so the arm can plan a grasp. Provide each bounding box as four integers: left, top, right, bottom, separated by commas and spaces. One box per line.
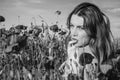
67, 2, 115, 65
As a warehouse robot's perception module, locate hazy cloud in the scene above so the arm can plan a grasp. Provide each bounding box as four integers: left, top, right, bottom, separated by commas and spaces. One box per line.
92, 0, 120, 8
107, 8, 120, 13
0, 0, 120, 38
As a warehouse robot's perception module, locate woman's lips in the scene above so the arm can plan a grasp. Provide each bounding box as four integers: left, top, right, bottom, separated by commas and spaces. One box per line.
70, 38, 78, 45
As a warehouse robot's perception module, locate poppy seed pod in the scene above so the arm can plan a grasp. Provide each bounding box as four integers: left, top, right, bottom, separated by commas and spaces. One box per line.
34, 29, 42, 37
0, 28, 6, 37
59, 30, 66, 35
0, 28, 6, 34
29, 30, 33, 34
2, 30, 11, 36
9, 27, 15, 33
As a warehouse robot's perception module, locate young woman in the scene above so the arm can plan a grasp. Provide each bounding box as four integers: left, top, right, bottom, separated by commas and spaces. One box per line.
59, 2, 115, 80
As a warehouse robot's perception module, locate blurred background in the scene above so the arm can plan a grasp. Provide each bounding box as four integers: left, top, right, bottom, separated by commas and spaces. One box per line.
0, 0, 120, 38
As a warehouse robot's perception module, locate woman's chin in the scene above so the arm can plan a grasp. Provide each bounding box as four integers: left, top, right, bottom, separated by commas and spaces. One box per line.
74, 44, 80, 48
74, 43, 88, 48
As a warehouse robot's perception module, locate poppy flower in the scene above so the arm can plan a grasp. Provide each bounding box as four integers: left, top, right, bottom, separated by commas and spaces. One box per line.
0, 16, 5, 22
79, 52, 94, 66
15, 25, 27, 30
50, 25, 59, 32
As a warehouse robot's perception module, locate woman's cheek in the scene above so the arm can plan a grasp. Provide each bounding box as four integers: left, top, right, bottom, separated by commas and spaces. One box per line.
78, 35, 89, 46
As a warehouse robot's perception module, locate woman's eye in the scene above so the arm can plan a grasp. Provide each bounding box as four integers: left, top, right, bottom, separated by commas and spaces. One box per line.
69, 25, 74, 29
77, 26, 85, 29
70, 25, 74, 28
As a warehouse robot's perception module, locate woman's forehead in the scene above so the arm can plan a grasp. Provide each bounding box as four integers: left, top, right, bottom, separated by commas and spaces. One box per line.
70, 14, 84, 26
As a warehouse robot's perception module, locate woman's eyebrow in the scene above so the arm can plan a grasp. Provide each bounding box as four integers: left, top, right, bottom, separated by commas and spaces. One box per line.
77, 25, 83, 27
78, 25, 83, 26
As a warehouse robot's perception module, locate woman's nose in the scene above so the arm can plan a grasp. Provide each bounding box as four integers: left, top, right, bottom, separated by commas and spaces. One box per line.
71, 27, 78, 37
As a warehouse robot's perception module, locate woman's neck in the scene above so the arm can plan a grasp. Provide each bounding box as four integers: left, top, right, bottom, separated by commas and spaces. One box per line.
75, 45, 93, 57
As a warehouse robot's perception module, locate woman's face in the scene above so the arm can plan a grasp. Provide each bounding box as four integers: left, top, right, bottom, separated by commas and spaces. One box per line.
69, 14, 90, 47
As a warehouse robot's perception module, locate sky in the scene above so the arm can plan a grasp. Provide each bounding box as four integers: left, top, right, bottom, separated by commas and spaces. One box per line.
0, 0, 120, 38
